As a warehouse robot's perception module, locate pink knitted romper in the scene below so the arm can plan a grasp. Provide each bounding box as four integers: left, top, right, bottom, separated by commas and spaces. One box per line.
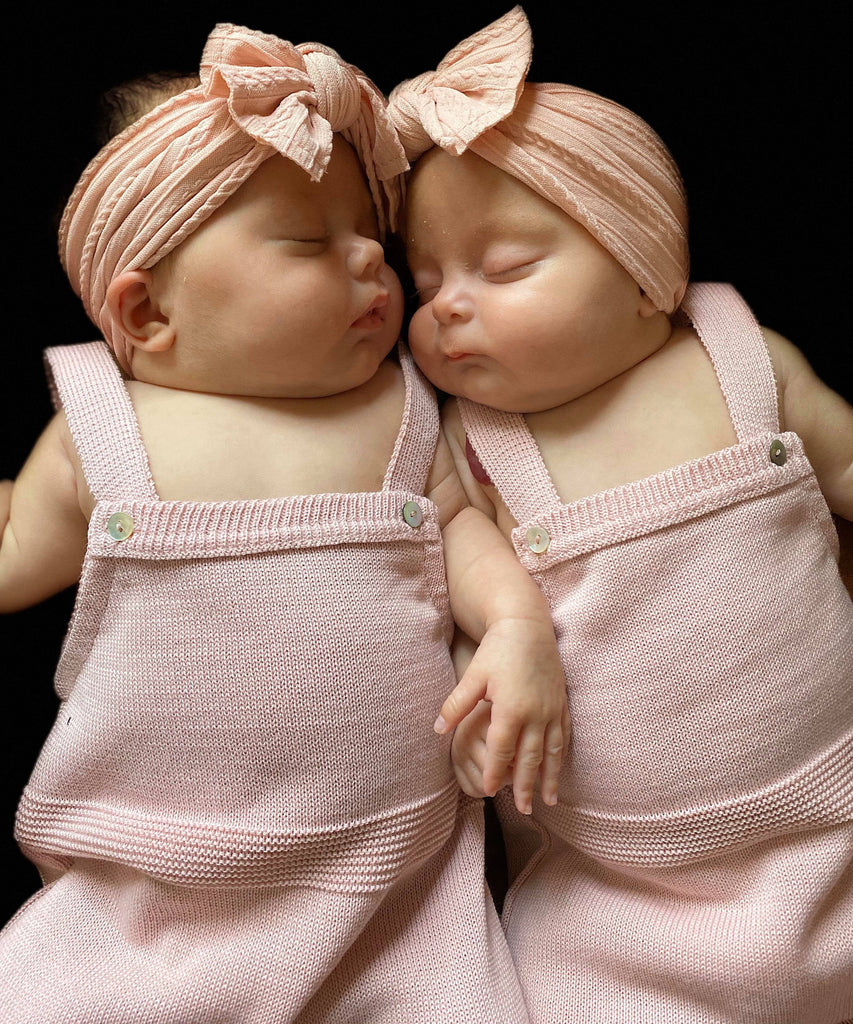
460, 283, 853, 1023
0, 342, 529, 1023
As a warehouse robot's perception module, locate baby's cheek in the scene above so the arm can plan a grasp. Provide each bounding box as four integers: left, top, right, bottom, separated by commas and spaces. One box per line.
407, 319, 445, 386
406, 308, 432, 351
382, 268, 406, 336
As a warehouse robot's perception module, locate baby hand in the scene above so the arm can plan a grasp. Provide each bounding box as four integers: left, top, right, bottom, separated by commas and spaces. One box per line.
436, 617, 569, 814
450, 700, 513, 798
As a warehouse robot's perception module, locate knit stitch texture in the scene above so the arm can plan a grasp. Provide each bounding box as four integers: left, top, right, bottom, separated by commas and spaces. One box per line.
0, 342, 527, 1023
460, 282, 853, 1023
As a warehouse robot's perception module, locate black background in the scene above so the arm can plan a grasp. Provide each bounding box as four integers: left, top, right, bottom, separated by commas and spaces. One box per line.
1, 0, 848, 921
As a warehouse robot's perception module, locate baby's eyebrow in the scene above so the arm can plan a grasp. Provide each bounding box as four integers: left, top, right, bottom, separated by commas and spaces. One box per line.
261, 209, 319, 232
478, 211, 557, 239
405, 201, 558, 257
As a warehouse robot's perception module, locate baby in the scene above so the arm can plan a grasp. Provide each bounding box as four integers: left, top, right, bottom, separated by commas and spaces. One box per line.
0, 23, 567, 1023
389, 7, 853, 1023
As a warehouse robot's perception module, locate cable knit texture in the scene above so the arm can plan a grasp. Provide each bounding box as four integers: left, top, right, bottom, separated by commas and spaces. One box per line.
388, 7, 688, 312
460, 283, 853, 1023
0, 343, 528, 1023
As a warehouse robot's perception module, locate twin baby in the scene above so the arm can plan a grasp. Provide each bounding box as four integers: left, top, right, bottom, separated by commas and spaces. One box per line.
1, 8, 850, 1023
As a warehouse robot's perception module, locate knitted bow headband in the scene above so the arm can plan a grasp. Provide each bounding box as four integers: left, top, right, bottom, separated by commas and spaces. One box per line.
59, 23, 409, 373
388, 6, 689, 313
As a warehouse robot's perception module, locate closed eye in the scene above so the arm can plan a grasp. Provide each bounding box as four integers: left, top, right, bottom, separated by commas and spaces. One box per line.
483, 260, 541, 282
410, 273, 441, 305
414, 285, 440, 305
279, 237, 329, 253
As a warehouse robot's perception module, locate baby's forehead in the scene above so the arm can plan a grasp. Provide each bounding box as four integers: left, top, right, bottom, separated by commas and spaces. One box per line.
405, 153, 566, 248
408, 147, 504, 196
239, 145, 377, 217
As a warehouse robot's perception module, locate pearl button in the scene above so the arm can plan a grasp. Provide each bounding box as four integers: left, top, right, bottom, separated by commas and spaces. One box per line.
107, 512, 134, 541
402, 501, 424, 529
526, 525, 550, 553
769, 439, 787, 466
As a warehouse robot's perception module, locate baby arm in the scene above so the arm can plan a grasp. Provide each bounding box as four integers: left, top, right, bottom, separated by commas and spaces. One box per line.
0, 413, 88, 613
426, 404, 569, 814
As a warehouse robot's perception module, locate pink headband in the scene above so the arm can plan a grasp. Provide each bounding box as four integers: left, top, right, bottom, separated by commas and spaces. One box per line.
388, 6, 689, 312
60, 23, 409, 373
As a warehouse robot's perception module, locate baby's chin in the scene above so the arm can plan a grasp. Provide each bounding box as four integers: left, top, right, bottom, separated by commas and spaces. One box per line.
417, 366, 521, 412
426, 365, 577, 414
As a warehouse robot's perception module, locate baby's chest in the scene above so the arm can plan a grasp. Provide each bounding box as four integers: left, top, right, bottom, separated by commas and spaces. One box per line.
152, 428, 392, 500
129, 384, 402, 501
529, 353, 738, 505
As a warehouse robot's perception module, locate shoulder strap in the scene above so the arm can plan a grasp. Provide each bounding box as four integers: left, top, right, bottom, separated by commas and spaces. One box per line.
382, 342, 441, 495
45, 342, 158, 503
457, 399, 562, 523
678, 282, 780, 440
459, 284, 779, 519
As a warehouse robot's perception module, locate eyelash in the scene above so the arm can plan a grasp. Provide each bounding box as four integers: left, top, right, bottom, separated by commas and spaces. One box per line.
411, 262, 537, 303
286, 229, 381, 247
485, 260, 538, 279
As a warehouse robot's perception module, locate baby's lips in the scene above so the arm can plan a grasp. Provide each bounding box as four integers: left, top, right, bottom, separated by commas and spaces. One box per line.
351, 292, 389, 329
369, 291, 389, 313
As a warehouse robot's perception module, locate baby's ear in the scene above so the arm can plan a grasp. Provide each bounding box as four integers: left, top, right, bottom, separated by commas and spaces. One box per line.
105, 270, 175, 353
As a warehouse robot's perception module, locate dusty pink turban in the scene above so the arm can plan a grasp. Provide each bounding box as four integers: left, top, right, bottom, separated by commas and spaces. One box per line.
60, 23, 409, 372
389, 6, 689, 312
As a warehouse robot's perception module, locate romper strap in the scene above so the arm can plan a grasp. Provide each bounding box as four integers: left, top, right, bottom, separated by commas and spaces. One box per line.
382, 342, 442, 495
45, 342, 158, 503
457, 399, 563, 523
678, 282, 780, 441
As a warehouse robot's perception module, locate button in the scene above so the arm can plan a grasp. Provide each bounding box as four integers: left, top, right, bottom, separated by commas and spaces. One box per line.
526, 525, 550, 553
402, 501, 424, 529
769, 439, 787, 466
107, 512, 134, 541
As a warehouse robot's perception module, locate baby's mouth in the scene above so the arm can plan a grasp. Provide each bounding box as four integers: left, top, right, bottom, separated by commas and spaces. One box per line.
351, 293, 389, 329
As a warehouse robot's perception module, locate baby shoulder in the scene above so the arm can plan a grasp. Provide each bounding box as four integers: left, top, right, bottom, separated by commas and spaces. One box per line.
761, 326, 807, 393
761, 325, 845, 425
761, 326, 853, 517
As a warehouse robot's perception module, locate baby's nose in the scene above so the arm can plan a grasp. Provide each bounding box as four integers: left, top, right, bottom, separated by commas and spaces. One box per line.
431, 280, 473, 324
347, 236, 385, 277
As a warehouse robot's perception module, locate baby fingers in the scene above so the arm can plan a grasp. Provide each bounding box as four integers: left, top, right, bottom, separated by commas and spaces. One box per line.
481, 718, 531, 807
538, 713, 569, 807
434, 664, 488, 735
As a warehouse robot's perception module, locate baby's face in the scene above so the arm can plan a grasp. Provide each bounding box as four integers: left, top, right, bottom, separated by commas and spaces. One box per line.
148, 138, 403, 398
405, 149, 656, 413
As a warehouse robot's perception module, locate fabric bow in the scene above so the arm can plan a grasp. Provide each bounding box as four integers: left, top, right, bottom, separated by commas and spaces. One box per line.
389, 6, 532, 160
202, 28, 372, 182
